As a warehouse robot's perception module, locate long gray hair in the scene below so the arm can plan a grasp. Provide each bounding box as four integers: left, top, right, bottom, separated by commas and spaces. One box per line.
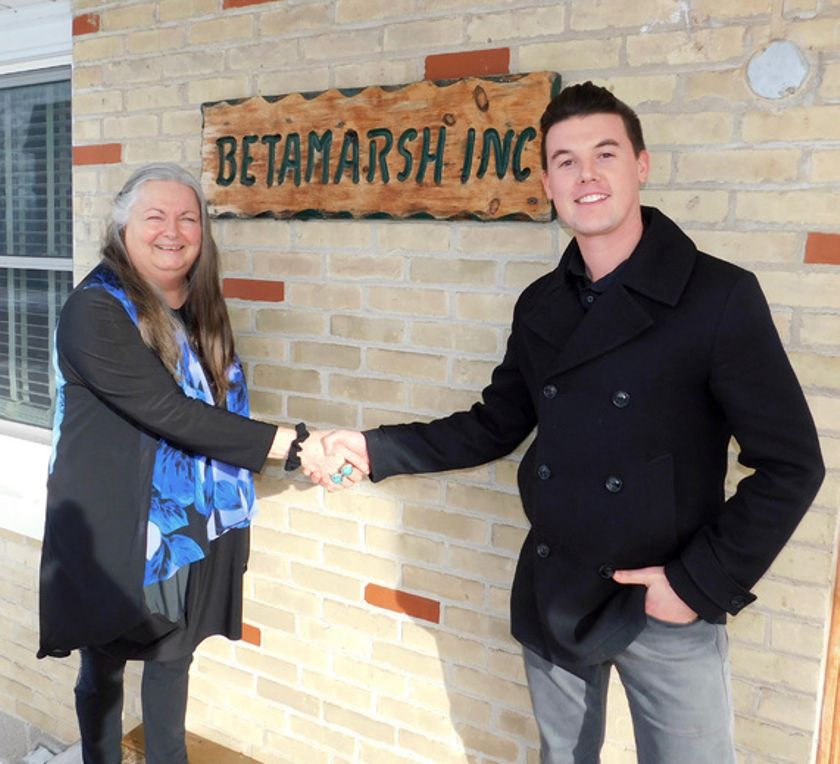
101, 163, 234, 405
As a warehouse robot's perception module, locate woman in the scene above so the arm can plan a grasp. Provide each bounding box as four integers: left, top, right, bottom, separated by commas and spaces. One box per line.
38, 163, 364, 763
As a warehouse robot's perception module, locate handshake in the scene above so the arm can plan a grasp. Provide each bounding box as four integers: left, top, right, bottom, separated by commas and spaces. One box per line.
270, 428, 370, 491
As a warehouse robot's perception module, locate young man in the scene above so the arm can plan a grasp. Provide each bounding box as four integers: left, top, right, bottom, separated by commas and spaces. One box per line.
327, 82, 824, 762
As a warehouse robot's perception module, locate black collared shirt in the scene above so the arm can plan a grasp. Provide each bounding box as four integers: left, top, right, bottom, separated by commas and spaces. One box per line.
567, 248, 631, 310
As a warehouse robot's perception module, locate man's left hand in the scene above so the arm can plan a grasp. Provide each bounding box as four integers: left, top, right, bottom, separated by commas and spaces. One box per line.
612, 565, 698, 624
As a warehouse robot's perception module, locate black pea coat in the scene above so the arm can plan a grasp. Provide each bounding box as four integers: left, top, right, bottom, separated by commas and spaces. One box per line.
365, 207, 824, 667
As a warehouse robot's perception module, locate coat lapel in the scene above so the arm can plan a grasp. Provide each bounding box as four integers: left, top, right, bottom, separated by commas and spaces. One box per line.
521, 207, 698, 380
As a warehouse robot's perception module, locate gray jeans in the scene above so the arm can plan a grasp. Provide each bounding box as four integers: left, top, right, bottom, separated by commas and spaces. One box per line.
523, 617, 735, 764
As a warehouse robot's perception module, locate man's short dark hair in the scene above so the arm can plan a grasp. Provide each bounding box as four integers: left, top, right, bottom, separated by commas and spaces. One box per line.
540, 81, 646, 169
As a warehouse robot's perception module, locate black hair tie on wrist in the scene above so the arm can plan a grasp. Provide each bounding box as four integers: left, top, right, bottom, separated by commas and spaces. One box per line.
284, 422, 310, 471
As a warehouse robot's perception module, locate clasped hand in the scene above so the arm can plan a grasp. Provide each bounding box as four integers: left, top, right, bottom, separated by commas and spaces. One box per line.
271, 428, 370, 491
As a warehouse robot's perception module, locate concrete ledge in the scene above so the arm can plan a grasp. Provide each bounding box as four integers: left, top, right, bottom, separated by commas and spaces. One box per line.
123, 725, 261, 763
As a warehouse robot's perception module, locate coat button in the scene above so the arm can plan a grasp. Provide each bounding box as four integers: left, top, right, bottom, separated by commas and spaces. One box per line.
611, 390, 630, 408
537, 464, 552, 480
598, 563, 615, 579
605, 475, 623, 493
543, 384, 557, 399
536, 543, 551, 558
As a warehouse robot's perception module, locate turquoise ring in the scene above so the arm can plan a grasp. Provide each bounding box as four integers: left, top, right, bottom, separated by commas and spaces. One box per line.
330, 463, 354, 484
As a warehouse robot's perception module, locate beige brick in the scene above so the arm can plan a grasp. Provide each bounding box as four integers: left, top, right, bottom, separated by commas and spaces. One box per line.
227, 40, 299, 72
644, 112, 734, 147
364, 525, 446, 565
692, 0, 775, 17
186, 76, 251, 105
451, 665, 530, 708
73, 35, 125, 63
331, 313, 405, 343
287, 396, 359, 428
102, 114, 158, 139
336, 0, 414, 22
445, 607, 513, 647
684, 68, 751, 104
378, 695, 452, 734
242, 599, 296, 633
333, 654, 408, 696
162, 109, 202, 136
791, 508, 835, 549
372, 642, 446, 679
293, 341, 360, 369
253, 365, 321, 393
727, 607, 767, 645
771, 617, 826, 659
101, 3, 156, 31
752, 577, 829, 621
641, 189, 729, 223
504, 260, 556, 290
455, 292, 517, 322
799, 312, 840, 347
324, 701, 396, 743
520, 38, 622, 71
334, 59, 418, 89
788, 352, 840, 392
742, 106, 840, 143
467, 6, 564, 42
356, 741, 421, 764
452, 359, 495, 387
125, 27, 186, 55
236, 334, 285, 360
304, 666, 373, 709
302, 30, 382, 61
368, 286, 449, 316
459, 223, 553, 255
732, 716, 812, 761
597, 75, 679, 108
378, 221, 451, 252
73, 65, 103, 89
448, 545, 516, 584
687, 230, 800, 266
571, 0, 683, 30
287, 283, 362, 310
367, 348, 447, 381
256, 68, 332, 97
257, 674, 320, 715
188, 16, 252, 46
102, 57, 162, 85
678, 149, 800, 183
295, 220, 374, 249
324, 489, 401, 525
398, 731, 468, 764
329, 373, 406, 405
788, 16, 840, 52
158, 0, 215, 21
323, 543, 398, 581
400, 505, 482, 546
259, 3, 333, 35
410, 384, 481, 412
162, 51, 222, 78
411, 257, 497, 286
289, 507, 359, 542
411, 321, 499, 353
401, 621, 487, 666
72, 90, 124, 115
384, 18, 463, 51
290, 562, 362, 600
756, 686, 816, 732
821, 61, 840, 100
488, 647, 528, 679
126, 84, 184, 112
810, 148, 840, 183
257, 308, 326, 335
626, 27, 746, 66
328, 253, 404, 280
445, 483, 523, 523
491, 523, 528, 554
401, 565, 485, 604
288, 715, 357, 757
758, 272, 840, 309
259, 734, 329, 764
251, 251, 320, 278
219, 218, 290, 248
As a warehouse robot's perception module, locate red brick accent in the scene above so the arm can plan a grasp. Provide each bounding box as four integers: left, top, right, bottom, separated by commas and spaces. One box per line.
72, 143, 122, 166
364, 583, 440, 624
241, 623, 261, 646
425, 48, 510, 81
73, 13, 100, 35
223, 278, 285, 302
223, 0, 275, 8
805, 232, 840, 265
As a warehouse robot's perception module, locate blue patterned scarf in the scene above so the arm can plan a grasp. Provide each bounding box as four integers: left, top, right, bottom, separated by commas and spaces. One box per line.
85, 265, 257, 585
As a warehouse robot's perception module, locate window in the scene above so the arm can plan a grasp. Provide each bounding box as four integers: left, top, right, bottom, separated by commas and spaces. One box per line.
0, 67, 72, 429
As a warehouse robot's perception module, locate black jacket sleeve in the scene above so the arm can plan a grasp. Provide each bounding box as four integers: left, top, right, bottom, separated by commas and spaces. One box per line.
665, 272, 825, 620
57, 286, 276, 473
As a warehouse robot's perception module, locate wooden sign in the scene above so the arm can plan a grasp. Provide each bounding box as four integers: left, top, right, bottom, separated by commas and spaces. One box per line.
200, 72, 559, 222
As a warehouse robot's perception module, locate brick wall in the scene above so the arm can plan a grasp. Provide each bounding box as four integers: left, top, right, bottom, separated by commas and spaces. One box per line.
2, 1, 837, 762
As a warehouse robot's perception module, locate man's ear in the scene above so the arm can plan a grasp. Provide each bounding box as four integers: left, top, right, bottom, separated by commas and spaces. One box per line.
637, 150, 651, 184
541, 169, 552, 199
